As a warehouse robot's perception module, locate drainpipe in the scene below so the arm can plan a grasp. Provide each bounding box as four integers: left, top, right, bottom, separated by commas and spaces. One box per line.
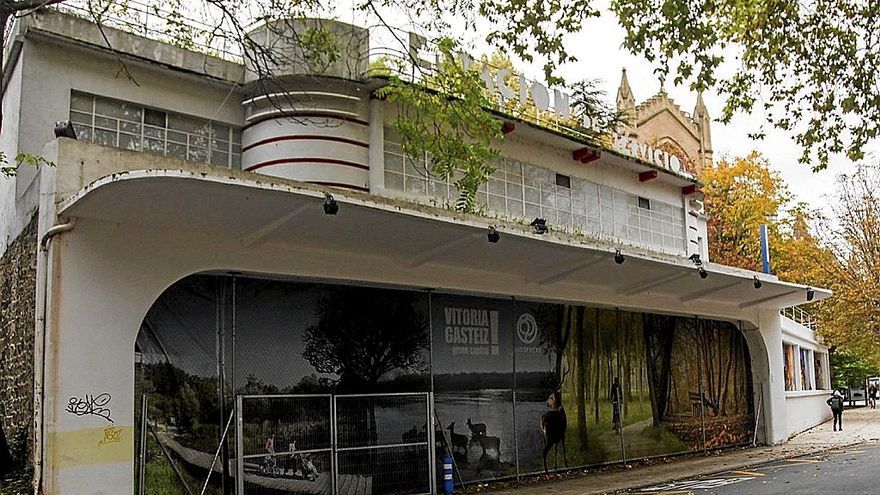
33, 218, 75, 494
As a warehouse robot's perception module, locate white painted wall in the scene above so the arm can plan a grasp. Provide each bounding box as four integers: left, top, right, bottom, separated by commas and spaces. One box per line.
785, 393, 832, 438
0, 40, 35, 252
781, 316, 832, 438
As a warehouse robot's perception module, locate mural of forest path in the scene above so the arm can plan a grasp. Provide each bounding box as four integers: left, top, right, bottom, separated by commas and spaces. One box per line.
590, 418, 686, 459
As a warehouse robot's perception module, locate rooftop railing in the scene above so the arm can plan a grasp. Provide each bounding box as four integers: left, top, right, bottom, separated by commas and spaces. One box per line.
781, 306, 817, 331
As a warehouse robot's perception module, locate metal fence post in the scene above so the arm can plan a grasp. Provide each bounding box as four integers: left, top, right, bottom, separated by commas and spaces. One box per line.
331, 395, 338, 495
138, 395, 148, 495
235, 396, 244, 495
427, 392, 436, 494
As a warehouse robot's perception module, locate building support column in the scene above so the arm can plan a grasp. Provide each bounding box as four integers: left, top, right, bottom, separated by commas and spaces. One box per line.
744, 308, 788, 444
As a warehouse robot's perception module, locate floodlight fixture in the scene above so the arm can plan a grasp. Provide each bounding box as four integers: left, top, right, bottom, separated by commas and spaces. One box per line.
614, 249, 625, 265
530, 218, 548, 235
753, 276, 762, 289
807, 287, 815, 301
54, 120, 77, 139
323, 193, 339, 215
487, 226, 500, 243
698, 266, 708, 279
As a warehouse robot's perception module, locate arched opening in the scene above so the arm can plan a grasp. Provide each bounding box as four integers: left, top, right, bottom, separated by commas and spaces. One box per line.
133, 274, 756, 493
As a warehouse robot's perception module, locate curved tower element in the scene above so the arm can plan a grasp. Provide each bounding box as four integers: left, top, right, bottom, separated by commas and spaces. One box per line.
241, 19, 371, 192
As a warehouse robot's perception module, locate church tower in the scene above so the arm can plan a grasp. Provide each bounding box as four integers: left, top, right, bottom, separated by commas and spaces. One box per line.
612, 67, 714, 175
693, 92, 713, 170
616, 68, 636, 128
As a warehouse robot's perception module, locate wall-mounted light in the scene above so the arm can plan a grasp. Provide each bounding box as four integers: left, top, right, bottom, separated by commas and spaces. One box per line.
689, 253, 708, 279
614, 249, 625, 265
753, 276, 762, 289
530, 218, 548, 235
487, 226, 500, 243
323, 193, 339, 215
807, 287, 815, 301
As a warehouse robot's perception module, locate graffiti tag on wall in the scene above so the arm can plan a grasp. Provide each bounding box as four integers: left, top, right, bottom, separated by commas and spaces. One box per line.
65, 393, 114, 423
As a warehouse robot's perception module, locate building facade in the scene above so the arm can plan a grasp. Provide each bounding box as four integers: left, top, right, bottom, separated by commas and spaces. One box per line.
616, 70, 713, 174
0, 7, 830, 495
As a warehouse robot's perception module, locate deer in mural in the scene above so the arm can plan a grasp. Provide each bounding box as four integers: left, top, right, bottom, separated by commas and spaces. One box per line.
540, 365, 569, 472
466, 418, 487, 438
446, 422, 469, 462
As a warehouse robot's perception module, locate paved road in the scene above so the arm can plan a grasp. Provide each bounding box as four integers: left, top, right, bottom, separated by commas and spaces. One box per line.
626, 443, 880, 494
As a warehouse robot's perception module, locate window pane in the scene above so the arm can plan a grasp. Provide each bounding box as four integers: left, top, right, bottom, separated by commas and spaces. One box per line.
94, 116, 117, 130
70, 92, 93, 112
212, 123, 230, 138
167, 142, 186, 160
94, 129, 116, 147
144, 126, 166, 140
166, 130, 187, 143
120, 121, 142, 135
70, 111, 92, 127
119, 134, 142, 152
210, 151, 229, 167
169, 114, 210, 136
95, 97, 141, 122
190, 135, 208, 149
188, 146, 208, 162
77, 127, 93, 143
144, 108, 166, 127
144, 138, 165, 154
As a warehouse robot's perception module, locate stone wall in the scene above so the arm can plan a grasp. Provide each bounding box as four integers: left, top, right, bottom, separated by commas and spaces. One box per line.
0, 213, 37, 466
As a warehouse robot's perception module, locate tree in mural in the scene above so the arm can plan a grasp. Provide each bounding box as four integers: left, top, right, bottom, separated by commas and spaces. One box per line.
302, 287, 429, 390
642, 314, 675, 426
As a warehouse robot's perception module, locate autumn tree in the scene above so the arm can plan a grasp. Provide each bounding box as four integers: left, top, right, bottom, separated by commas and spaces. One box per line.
811, 165, 880, 368
700, 152, 790, 271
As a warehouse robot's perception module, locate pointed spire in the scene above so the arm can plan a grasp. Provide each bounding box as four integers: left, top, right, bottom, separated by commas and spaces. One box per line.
694, 91, 708, 119
616, 68, 635, 112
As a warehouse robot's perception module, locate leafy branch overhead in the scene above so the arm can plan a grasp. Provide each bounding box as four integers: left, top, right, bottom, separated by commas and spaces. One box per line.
375, 38, 503, 212
611, 0, 880, 169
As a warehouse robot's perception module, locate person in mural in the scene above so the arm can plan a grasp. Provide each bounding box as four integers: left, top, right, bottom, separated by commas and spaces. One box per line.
611, 377, 623, 433
827, 390, 845, 431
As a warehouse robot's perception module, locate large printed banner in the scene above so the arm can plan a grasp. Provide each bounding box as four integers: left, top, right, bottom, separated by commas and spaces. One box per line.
136, 276, 756, 491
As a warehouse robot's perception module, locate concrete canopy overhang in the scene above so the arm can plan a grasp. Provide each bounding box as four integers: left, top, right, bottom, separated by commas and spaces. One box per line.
57, 167, 829, 319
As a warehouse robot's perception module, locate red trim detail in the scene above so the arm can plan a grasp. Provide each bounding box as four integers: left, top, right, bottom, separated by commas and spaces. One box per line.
682, 184, 700, 195
501, 122, 516, 134
573, 147, 601, 164
245, 157, 369, 172
639, 170, 658, 182
309, 181, 369, 192
242, 135, 369, 153
244, 112, 369, 130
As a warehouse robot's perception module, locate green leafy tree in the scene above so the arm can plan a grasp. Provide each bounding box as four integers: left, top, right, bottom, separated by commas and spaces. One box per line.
611, 0, 880, 169
376, 38, 503, 212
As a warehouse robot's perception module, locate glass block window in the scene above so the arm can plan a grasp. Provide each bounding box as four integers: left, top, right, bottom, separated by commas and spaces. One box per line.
69, 91, 242, 169
384, 132, 686, 255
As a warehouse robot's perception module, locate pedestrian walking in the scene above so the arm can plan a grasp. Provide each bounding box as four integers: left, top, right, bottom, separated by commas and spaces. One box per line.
827, 389, 845, 431
869, 385, 878, 409
611, 377, 623, 433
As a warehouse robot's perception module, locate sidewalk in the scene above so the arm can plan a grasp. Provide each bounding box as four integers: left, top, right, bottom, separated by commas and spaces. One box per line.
478, 407, 880, 495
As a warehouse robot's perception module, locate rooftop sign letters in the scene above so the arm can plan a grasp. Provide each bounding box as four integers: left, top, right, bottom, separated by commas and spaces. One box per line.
409, 36, 689, 175
611, 134, 683, 173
